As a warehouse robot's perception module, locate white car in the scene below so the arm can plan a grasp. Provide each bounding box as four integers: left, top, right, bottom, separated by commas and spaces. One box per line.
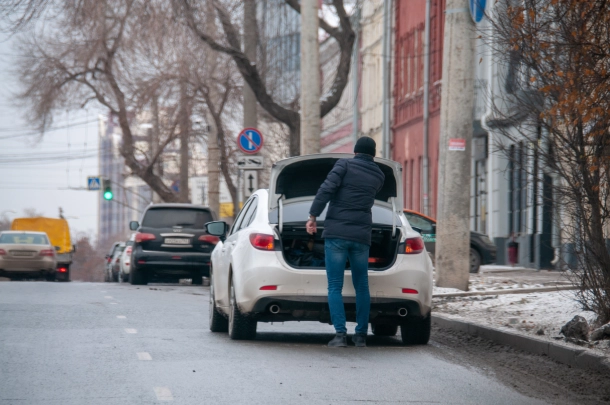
118, 234, 135, 283
205, 154, 433, 344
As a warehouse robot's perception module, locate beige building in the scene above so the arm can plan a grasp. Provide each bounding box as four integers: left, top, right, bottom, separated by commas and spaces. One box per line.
359, 0, 384, 151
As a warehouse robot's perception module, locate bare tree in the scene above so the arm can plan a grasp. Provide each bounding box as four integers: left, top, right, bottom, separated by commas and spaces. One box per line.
177, 0, 356, 156
486, 0, 610, 323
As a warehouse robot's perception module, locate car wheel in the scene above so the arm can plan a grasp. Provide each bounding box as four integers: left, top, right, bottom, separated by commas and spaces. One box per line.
228, 278, 257, 340
371, 324, 398, 336
104, 269, 110, 282
129, 267, 148, 285
191, 270, 203, 285
209, 273, 228, 333
46, 272, 56, 282
470, 248, 481, 273
122, 272, 129, 282
400, 315, 431, 345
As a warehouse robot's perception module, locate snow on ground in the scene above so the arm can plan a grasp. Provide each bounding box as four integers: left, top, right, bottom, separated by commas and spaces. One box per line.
433, 290, 610, 357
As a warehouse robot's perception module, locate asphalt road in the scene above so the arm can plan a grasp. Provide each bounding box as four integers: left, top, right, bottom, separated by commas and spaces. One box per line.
0, 282, 572, 404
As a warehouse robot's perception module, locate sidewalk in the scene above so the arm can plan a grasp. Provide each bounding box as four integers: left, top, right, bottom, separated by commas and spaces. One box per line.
432, 267, 610, 368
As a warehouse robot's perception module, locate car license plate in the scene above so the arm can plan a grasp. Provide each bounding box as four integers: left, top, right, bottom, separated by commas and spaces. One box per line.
164, 238, 190, 245
12, 251, 34, 257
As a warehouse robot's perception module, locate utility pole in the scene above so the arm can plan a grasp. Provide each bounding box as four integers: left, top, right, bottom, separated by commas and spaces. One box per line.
242, 0, 258, 195
436, 0, 476, 290
300, 0, 320, 155
422, 0, 431, 216
381, 0, 392, 159
151, 95, 162, 203
179, 81, 191, 203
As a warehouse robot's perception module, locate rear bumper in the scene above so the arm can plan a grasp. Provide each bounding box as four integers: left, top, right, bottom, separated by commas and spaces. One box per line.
133, 250, 211, 277
0, 257, 56, 272
249, 295, 429, 324
0, 269, 55, 277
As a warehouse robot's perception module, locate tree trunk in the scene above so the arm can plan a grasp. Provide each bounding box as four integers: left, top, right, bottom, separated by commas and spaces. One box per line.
289, 121, 300, 158
179, 81, 191, 203
206, 109, 221, 217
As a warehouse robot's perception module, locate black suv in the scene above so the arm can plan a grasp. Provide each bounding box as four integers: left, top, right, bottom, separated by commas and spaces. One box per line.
129, 204, 217, 285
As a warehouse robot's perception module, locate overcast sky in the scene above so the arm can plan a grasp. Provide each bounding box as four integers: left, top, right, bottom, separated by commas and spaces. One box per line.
0, 29, 101, 239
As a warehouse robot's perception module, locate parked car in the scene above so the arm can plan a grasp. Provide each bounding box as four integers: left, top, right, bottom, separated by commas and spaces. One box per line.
109, 243, 125, 282
205, 153, 434, 344
0, 231, 57, 281
403, 210, 497, 273
119, 234, 135, 282
128, 204, 218, 285
104, 242, 124, 282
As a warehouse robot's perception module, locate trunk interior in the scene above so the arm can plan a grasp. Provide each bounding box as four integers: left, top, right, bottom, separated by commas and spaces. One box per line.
279, 223, 401, 270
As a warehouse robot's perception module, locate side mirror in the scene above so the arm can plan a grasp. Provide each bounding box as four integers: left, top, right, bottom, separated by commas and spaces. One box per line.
129, 221, 139, 231
54, 246, 61, 251
205, 221, 228, 240
412, 227, 423, 235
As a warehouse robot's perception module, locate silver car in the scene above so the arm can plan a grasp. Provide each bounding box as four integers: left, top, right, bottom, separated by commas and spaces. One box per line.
0, 231, 57, 281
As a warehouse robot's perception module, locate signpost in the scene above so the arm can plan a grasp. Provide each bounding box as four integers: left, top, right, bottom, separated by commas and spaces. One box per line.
87, 176, 101, 191
243, 170, 258, 198
237, 128, 264, 155
469, 0, 486, 23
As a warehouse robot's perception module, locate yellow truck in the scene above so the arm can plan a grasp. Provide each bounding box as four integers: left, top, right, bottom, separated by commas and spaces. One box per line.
11, 217, 74, 281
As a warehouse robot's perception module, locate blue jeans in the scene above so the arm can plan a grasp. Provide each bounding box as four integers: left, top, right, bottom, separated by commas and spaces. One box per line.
325, 238, 370, 334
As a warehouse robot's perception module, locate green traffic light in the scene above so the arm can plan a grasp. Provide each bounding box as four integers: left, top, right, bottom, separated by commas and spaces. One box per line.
103, 187, 113, 200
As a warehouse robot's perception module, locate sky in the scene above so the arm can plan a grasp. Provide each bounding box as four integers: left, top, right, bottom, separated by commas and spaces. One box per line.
0, 30, 101, 239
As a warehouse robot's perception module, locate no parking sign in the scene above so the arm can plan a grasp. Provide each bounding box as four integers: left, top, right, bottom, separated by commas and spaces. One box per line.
237, 128, 264, 155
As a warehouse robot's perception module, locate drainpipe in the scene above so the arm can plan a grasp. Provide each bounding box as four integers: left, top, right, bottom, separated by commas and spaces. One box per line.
382, 0, 392, 159
422, 0, 431, 216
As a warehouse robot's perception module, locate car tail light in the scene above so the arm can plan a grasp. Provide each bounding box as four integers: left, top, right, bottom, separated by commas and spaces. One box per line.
404, 237, 424, 254
58, 267, 67, 273
135, 233, 156, 243
368, 257, 386, 263
199, 235, 220, 245
402, 288, 418, 294
259, 285, 277, 290
249, 233, 275, 251
39, 249, 55, 257
0, 249, 6, 256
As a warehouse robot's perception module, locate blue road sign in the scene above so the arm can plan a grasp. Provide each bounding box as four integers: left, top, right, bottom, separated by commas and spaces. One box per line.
470, 0, 486, 23
238, 128, 264, 155
87, 176, 101, 191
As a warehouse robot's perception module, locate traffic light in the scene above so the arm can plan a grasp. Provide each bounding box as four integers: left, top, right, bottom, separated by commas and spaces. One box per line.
103, 179, 113, 201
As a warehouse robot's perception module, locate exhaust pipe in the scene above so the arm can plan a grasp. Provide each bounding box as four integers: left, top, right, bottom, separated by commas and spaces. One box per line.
397, 308, 408, 317
269, 304, 281, 314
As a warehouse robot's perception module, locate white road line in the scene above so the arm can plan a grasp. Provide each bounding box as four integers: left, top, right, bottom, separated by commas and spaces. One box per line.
125, 328, 137, 334
153, 387, 173, 401
137, 352, 152, 361
110, 302, 118, 305
104, 296, 113, 299
117, 315, 126, 319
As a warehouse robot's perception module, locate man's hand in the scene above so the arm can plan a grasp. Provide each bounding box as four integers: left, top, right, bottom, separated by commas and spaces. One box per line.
306, 218, 317, 235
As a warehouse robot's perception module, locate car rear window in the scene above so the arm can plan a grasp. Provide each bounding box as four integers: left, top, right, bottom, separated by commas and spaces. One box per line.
141, 208, 213, 229
0, 233, 49, 245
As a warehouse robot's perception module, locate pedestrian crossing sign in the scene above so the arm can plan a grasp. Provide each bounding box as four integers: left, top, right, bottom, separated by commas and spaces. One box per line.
87, 176, 101, 191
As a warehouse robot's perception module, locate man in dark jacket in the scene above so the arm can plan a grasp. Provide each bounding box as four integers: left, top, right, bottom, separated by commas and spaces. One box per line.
306, 137, 385, 347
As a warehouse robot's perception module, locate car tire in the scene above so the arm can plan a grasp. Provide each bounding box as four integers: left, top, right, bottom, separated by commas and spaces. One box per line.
400, 315, 431, 345
130, 267, 148, 285
121, 272, 129, 283
191, 271, 203, 285
104, 270, 110, 282
209, 273, 228, 333
46, 273, 56, 282
470, 248, 481, 273
371, 324, 398, 336
228, 278, 257, 340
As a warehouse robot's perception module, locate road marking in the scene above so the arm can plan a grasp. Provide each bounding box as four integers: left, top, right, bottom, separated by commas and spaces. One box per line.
137, 352, 152, 361
125, 328, 137, 334
104, 296, 113, 299
101, 290, 107, 293
117, 315, 126, 319
110, 302, 118, 305
153, 387, 173, 401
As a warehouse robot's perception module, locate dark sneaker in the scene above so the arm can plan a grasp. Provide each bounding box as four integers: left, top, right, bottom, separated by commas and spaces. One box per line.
328, 333, 348, 347
352, 333, 367, 347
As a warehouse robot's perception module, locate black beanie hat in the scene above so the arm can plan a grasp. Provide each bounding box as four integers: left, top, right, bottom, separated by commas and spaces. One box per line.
354, 136, 376, 157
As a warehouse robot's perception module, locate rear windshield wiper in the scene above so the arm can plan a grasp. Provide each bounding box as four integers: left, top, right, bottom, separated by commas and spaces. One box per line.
175, 223, 195, 227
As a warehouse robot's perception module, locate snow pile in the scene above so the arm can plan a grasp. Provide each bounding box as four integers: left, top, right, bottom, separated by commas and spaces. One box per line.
433, 290, 609, 357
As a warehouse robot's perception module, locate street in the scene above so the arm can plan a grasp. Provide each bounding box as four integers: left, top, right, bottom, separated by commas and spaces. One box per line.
2, 282, 607, 405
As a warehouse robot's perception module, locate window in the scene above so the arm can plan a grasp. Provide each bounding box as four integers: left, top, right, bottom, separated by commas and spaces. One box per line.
230, 198, 254, 235
141, 208, 213, 229
241, 197, 259, 230
0, 233, 49, 245
404, 213, 435, 234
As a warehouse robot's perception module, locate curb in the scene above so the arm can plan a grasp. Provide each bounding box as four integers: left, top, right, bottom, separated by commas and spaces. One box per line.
432, 313, 610, 373
433, 285, 577, 298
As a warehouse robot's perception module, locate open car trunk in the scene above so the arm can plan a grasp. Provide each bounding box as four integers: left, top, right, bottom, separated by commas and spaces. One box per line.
279, 222, 401, 270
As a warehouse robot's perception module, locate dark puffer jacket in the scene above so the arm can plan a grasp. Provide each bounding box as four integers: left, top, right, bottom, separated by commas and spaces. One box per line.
309, 154, 385, 246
